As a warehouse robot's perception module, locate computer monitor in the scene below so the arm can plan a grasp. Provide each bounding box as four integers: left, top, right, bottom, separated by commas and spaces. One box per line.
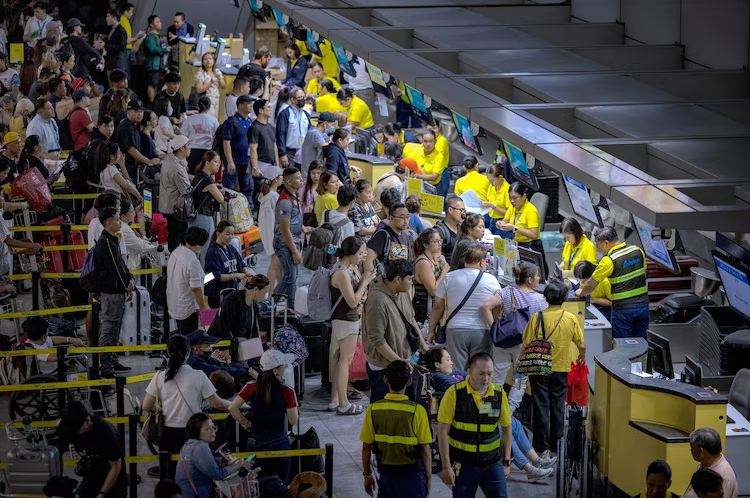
365, 62, 394, 99
712, 250, 750, 321
194, 23, 209, 57
331, 42, 356, 78
248, 0, 266, 21
354, 127, 374, 155
450, 110, 483, 155
716, 233, 750, 269
682, 355, 703, 387
631, 214, 681, 275
501, 139, 539, 191
562, 174, 604, 227
403, 84, 435, 126
518, 246, 547, 283
272, 8, 288, 29
305, 31, 323, 58
647, 331, 674, 379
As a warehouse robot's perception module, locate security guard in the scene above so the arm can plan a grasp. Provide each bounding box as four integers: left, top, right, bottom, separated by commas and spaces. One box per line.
576, 226, 649, 338
437, 352, 513, 498
360, 360, 432, 498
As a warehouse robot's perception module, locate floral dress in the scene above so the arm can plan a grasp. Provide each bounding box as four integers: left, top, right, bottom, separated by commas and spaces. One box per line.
194, 70, 220, 120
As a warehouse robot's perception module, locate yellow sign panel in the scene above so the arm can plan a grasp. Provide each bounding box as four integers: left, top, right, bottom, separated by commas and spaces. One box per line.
407, 178, 423, 196
9, 44, 24, 65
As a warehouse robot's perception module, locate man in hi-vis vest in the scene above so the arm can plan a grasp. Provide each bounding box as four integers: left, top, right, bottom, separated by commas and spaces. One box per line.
576, 226, 649, 339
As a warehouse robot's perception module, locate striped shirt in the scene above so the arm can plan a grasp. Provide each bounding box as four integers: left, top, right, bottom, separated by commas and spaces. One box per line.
497, 287, 548, 317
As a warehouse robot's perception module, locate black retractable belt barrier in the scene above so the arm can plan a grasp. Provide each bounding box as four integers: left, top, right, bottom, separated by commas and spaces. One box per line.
61, 221, 71, 271
325, 444, 334, 498
129, 414, 139, 498
116, 376, 126, 453
91, 300, 100, 370
159, 451, 170, 480
57, 345, 67, 410
32, 271, 40, 310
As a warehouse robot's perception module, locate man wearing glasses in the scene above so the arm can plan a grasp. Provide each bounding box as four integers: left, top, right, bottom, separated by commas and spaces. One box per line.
434, 196, 466, 264
365, 203, 415, 274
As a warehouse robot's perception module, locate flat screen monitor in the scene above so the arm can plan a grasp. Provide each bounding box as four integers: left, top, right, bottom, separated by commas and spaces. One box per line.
305, 31, 323, 58
248, 0, 266, 21
631, 214, 680, 275
365, 62, 393, 99
272, 8, 287, 29
403, 84, 435, 126
712, 250, 750, 321
502, 139, 538, 191
647, 330, 674, 379
519, 246, 547, 283
683, 355, 703, 387
355, 127, 373, 155
562, 174, 603, 227
451, 110, 483, 155
331, 42, 356, 78
716, 233, 750, 269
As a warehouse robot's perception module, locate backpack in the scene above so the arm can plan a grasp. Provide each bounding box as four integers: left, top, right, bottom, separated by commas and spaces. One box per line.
211, 115, 241, 158
306, 264, 351, 321
302, 210, 349, 271
272, 324, 308, 367
151, 275, 167, 307
490, 287, 531, 349
517, 311, 565, 377
64, 139, 104, 193
132, 33, 151, 66
219, 188, 253, 232
79, 247, 99, 292
57, 116, 75, 151
173, 176, 209, 222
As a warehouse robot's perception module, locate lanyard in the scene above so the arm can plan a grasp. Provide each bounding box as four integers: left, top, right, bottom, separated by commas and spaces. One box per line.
567, 247, 580, 270
236, 115, 250, 132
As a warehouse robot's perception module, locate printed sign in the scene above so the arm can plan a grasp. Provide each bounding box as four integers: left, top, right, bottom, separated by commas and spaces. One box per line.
143, 190, 152, 219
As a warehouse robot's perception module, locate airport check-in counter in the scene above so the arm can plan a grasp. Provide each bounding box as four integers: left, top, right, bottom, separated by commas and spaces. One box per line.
347, 152, 394, 187
591, 338, 728, 496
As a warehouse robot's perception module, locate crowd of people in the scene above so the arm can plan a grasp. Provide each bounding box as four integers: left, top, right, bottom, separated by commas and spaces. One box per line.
0, 2, 739, 498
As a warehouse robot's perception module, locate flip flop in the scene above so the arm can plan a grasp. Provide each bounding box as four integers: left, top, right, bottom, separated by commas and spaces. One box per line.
337, 403, 365, 415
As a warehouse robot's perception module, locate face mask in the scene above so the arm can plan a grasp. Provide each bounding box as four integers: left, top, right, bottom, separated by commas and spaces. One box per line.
203, 349, 213, 357
326, 126, 335, 134
296, 98, 305, 109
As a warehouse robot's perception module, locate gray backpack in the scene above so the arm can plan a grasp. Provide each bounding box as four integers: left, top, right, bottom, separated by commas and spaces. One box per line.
307, 264, 352, 321
302, 210, 349, 270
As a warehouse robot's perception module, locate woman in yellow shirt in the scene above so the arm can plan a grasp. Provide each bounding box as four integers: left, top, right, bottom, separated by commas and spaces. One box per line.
559, 217, 598, 278
498, 182, 548, 277
574, 261, 612, 320
314, 170, 342, 225
337, 88, 374, 130
306, 62, 341, 98
482, 163, 511, 237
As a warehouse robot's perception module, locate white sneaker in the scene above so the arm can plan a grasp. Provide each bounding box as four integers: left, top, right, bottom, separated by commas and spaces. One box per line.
540, 449, 551, 461
534, 455, 558, 469
526, 466, 554, 482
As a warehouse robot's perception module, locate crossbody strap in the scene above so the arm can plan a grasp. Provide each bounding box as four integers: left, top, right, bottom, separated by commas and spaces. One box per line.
537, 310, 565, 341
173, 377, 197, 415
443, 271, 484, 329
181, 455, 200, 496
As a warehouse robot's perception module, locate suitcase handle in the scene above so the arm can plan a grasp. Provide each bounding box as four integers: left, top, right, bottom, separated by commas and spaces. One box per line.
16, 449, 42, 461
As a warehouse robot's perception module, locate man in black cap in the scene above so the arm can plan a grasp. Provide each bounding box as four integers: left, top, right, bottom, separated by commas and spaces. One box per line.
59, 401, 127, 498
65, 18, 104, 81
300, 111, 335, 178
186, 330, 256, 383
114, 98, 160, 179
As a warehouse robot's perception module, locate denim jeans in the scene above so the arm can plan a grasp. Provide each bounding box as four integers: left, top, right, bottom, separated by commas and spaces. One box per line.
529, 371, 568, 453
273, 243, 300, 308
379, 470, 427, 498
436, 168, 450, 199
511, 416, 532, 469
99, 292, 125, 372
247, 434, 291, 483
188, 213, 215, 267
222, 163, 254, 210
367, 364, 419, 404
453, 461, 508, 498
611, 304, 649, 339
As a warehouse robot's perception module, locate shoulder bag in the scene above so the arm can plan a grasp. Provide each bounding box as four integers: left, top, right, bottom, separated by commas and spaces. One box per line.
490, 287, 532, 349
380, 290, 421, 353
141, 371, 165, 445
435, 271, 483, 345
517, 310, 565, 377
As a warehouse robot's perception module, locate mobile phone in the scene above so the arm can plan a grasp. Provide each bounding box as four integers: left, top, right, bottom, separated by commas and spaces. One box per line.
246, 454, 256, 461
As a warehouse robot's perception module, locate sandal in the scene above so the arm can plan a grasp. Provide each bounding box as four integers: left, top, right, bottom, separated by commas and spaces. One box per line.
337, 403, 365, 415
347, 389, 365, 400
326, 403, 339, 412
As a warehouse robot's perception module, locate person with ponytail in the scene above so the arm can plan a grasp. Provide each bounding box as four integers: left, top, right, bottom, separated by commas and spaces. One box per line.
142, 334, 233, 479
119, 198, 160, 271
207, 274, 270, 340
203, 220, 251, 308
258, 165, 283, 296
97, 141, 144, 205
188, 151, 225, 266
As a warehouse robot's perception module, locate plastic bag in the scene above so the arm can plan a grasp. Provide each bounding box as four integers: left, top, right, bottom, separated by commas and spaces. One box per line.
566, 360, 590, 406
13, 167, 52, 211
348, 337, 367, 382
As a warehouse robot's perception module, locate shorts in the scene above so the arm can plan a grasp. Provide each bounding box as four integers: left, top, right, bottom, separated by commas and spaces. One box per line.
331, 319, 359, 341
146, 70, 161, 88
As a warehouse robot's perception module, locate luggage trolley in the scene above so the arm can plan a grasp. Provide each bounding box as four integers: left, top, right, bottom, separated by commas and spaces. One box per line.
4, 416, 62, 496
556, 403, 592, 498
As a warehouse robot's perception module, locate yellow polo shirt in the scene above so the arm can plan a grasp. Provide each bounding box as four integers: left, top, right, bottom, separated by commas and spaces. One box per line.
315, 93, 346, 114
487, 179, 510, 219
592, 278, 612, 302
317, 40, 340, 83
403, 143, 446, 186
562, 234, 598, 271
359, 393, 432, 445
295, 40, 311, 57
454, 170, 491, 201
314, 192, 339, 226
121, 16, 133, 50
434, 134, 449, 178
346, 95, 374, 129
503, 200, 541, 243
306, 76, 340, 95
522, 308, 584, 372
437, 381, 511, 428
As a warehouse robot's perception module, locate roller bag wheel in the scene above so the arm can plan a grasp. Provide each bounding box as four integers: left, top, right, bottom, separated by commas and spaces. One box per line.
120, 285, 151, 348
6, 444, 62, 495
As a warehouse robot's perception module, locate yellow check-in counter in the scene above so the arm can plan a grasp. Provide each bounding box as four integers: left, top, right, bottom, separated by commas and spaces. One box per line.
347, 152, 394, 187
591, 337, 728, 496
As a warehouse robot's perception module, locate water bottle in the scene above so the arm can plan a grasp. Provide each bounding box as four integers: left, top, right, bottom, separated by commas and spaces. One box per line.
513, 373, 522, 390
410, 351, 420, 364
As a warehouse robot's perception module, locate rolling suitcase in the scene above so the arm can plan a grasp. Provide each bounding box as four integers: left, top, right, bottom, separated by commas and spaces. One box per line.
41, 235, 64, 273
120, 286, 151, 347
6, 444, 62, 495
268, 297, 305, 400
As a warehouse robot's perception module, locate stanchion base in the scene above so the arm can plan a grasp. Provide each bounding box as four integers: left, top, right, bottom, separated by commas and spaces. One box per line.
147, 466, 160, 478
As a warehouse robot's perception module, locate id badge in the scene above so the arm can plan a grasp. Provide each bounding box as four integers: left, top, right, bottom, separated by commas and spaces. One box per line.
299, 136, 304, 146
479, 403, 492, 415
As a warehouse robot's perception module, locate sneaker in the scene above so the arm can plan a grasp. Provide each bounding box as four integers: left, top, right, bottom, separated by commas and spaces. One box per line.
534, 455, 558, 469
526, 466, 554, 482
113, 363, 131, 372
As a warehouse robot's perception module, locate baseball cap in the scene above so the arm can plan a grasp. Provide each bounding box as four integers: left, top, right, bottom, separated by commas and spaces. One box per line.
260, 350, 296, 371
259, 163, 283, 181
71, 77, 86, 91
187, 330, 220, 346
67, 18, 85, 28
237, 94, 254, 106
72, 89, 91, 102
0, 52, 7, 60
127, 99, 144, 111
170, 135, 191, 152
318, 111, 336, 124
3, 132, 21, 145
399, 157, 422, 175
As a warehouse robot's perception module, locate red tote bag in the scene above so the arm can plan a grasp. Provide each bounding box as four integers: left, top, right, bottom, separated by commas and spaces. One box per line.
13, 167, 52, 211
566, 360, 590, 407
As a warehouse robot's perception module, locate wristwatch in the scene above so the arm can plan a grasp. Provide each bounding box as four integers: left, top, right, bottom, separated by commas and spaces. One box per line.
513, 226, 519, 233
501, 457, 513, 467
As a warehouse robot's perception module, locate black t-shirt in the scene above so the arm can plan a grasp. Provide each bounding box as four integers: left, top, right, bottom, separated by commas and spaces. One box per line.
114, 118, 141, 175
367, 224, 412, 264
18, 154, 50, 179
192, 170, 217, 215
248, 120, 277, 165
0, 154, 19, 184
72, 417, 126, 497
237, 62, 269, 81
157, 90, 186, 119
435, 221, 459, 264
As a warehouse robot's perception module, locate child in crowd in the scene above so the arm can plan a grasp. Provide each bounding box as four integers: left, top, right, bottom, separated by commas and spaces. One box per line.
24, 316, 85, 374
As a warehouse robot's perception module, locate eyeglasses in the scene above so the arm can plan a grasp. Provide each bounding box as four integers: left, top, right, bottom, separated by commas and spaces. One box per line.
448, 206, 466, 213
430, 238, 443, 244
391, 214, 410, 220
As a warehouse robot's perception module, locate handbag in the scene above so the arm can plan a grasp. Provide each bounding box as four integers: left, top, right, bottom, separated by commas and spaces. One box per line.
435, 271, 484, 345
566, 360, 590, 406
490, 287, 531, 349
141, 371, 165, 446
517, 311, 565, 377
348, 337, 367, 382
188, 85, 206, 110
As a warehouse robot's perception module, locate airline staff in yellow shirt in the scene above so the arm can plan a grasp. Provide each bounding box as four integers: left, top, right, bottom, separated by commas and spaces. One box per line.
314, 80, 347, 114
559, 217, 598, 278
454, 155, 490, 201
306, 62, 340, 98
427, 121, 450, 198
316, 39, 340, 84
498, 182, 548, 277
337, 88, 374, 129
574, 261, 612, 320
119, 3, 144, 79
482, 163, 512, 237
406, 131, 446, 191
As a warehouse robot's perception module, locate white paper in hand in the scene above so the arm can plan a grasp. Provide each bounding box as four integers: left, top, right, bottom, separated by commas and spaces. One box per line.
459, 190, 489, 215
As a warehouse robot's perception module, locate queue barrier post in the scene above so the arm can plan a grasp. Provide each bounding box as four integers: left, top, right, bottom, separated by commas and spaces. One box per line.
116, 376, 127, 454
159, 451, 170, 481
56, 345, 67, 411
61, 221, 71, 271
129, 414, 139, 498
325, 443, 333, 498
31, 271, 40, 311
91, 300, 100, 371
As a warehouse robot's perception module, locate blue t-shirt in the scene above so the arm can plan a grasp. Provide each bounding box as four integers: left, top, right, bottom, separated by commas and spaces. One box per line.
432, 369, 468, 393
222, 114, 251, 166
204, 241, 244, 299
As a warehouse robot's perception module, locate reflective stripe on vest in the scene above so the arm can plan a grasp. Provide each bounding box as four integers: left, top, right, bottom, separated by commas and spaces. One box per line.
448, 436, 502, 453
608, 245, 648, 303
370, 399, 420, 466
447, 381, 504, 467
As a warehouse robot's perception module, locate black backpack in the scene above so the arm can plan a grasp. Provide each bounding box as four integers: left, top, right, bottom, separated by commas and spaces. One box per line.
63, 139, 105, 193
211, 115, 241, 158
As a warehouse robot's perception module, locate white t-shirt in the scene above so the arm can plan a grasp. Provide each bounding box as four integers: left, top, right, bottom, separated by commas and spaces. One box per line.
87, 220, 128, 256
0, 216, 11, 275
326, 209, 355, 248
183, 113, 220, 150
224, 95, 238, 121
100, 164, 121, 193
347, 58, 373, 91
167, 245, 205, 320
145, 366, 217, 428
154, 115, 174, 153
436, 268, 502, 330
29, 337, 55, 374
